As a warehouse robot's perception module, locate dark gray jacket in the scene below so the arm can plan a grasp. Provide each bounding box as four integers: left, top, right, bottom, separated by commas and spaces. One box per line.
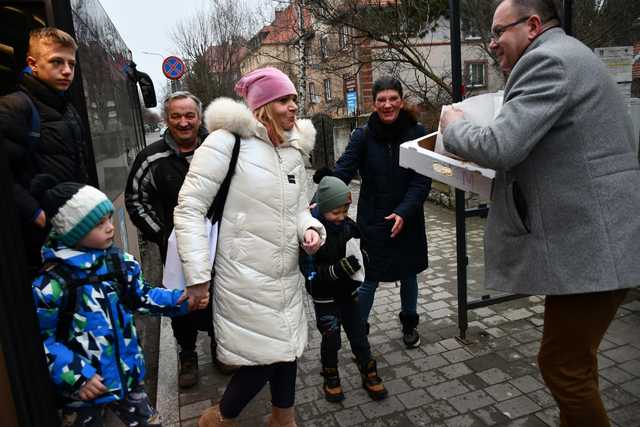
444, 28, 640, 295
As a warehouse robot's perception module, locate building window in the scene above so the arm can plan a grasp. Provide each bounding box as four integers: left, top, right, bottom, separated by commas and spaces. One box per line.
309, 82, 319, 103
338, 26, 348, 49
465, 62, 487, 88
324, 78, 332, 101
304, 45, 311, 61
320, 35, 328, 59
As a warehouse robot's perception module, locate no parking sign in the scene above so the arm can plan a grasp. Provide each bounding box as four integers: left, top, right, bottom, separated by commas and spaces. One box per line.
162, 56, 186, 80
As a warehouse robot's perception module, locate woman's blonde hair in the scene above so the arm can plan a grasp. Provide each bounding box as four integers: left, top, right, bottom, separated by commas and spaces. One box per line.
254, 102, 287, 145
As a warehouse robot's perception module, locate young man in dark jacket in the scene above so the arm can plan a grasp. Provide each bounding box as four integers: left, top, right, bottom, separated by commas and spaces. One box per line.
0, 27, 88, 275
125, 91, 224, 388
300, 176, 387, 403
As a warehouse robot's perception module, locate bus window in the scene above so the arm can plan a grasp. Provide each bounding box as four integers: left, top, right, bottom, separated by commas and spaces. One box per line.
0, 3, 46, 95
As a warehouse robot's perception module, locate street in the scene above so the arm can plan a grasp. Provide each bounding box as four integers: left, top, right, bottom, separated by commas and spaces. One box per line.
155, 175, 640, 427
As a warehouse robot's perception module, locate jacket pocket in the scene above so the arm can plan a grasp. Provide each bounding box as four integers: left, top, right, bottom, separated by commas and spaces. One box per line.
505, 181, 530, 234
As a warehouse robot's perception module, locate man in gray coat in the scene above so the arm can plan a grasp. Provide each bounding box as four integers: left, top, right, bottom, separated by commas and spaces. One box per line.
441, 1, 640, 425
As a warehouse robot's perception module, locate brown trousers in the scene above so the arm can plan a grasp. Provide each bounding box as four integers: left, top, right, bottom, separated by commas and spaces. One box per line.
538, 289, 629, 427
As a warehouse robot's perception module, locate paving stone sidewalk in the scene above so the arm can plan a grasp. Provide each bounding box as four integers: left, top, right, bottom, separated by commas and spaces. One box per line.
156, 176, 640, 427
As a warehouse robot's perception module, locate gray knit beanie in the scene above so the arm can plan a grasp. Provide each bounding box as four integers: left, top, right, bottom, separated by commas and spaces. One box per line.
317, 176, 351, 214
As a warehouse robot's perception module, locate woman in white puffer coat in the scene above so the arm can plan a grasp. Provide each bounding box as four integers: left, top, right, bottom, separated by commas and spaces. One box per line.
174, 67, 325, 427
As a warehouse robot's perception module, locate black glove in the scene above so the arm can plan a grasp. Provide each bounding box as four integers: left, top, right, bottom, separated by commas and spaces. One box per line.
313, 166, 334, 184
331, 255, 361, 279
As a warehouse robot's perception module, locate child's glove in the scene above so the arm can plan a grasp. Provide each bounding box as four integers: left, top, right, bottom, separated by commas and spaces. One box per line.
313, 166, 333, 184
330, 255, 361, 279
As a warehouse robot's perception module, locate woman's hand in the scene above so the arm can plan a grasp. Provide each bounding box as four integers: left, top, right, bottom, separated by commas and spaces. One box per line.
385, 213, 405, 238
186, 282, 210, 311
302, 229, 321, 254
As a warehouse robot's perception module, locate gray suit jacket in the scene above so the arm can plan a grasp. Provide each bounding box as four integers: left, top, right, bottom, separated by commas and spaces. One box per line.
444, 28, 640, 295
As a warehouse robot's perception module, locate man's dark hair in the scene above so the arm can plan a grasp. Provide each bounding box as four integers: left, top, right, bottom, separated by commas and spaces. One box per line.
499, 0, 561, 23
372, 76, 403, 101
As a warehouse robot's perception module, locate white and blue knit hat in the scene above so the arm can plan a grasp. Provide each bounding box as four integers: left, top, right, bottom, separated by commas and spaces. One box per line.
43, 182, 114, 247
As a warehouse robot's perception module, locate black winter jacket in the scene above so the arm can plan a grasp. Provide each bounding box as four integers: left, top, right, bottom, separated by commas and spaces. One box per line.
125, 130, 206, 259
0, 73, 88, 224
300, 211, 361, 303
333, 110, 431, 282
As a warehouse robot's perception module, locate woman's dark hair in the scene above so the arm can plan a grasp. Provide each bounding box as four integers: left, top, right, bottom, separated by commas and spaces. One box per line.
372, 76, 403, 101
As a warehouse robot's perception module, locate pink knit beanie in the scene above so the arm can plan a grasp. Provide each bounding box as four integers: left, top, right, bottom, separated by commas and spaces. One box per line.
234, 67, 297, 111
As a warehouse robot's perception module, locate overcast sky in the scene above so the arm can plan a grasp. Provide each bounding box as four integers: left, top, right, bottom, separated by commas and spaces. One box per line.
99, 0, 274, 104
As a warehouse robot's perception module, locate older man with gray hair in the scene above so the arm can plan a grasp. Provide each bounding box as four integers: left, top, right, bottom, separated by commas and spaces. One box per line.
441, 0, 640, 425
125, 91, 224, 388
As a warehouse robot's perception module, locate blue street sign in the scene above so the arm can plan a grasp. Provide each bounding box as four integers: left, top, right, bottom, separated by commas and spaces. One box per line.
346, 90, 357, 114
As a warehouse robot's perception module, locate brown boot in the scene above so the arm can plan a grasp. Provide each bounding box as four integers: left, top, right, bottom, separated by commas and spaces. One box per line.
321, 367, 345, 402
198, 404, 236, 427
178, 350, 198, 388
266, 406, 297, 427
358, 359, 388, 401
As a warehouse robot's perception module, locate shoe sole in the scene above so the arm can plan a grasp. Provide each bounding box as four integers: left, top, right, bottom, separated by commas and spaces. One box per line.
325, 393, 345, 403
364, 387, 388, 401
404, 336, 421, 349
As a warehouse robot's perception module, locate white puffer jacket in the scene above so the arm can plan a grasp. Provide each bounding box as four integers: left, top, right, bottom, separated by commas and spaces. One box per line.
174, 97, 325, 366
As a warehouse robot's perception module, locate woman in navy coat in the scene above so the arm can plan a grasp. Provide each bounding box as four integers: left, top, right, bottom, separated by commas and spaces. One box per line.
314, 76, 431, 348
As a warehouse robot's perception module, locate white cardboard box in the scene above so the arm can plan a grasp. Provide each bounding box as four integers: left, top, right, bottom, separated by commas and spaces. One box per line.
400, 134, 496, 200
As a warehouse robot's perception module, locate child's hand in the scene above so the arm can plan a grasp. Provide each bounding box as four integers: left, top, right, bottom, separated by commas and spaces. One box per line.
78, 374, 107, 401
303, 229, 321, 255
334, 255, 361, 278
177, 290, 188, 305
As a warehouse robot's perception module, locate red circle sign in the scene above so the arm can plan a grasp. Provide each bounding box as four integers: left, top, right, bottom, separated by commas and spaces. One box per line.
162, 56, 186, 80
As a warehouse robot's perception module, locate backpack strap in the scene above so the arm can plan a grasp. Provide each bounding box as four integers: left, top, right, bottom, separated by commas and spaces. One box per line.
104, 253, 135, 309
207, 133, 241, 223
44, 253, 131, 341
17, 91, 41, 147
43, 263, 86, 342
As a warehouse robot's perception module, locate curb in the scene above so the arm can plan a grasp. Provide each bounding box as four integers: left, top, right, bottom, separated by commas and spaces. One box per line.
156, 316, 180, 426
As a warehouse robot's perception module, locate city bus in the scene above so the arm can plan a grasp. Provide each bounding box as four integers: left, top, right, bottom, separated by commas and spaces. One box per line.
0, 1, 156, 424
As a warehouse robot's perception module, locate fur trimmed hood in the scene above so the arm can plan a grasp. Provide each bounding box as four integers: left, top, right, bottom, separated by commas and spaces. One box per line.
203, 97, 316, 156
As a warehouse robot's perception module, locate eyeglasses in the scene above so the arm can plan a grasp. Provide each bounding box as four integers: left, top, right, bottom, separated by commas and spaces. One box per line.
491, 16, 530, 41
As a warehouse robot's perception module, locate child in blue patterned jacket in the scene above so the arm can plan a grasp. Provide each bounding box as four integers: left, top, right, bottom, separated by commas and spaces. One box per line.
31, 181, 189, 426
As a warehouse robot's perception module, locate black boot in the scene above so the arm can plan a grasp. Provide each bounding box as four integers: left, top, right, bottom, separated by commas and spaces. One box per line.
357, 359, 388, 401
178, 350, 198, 388
399, 312, 420, 349
321, 367, 344, 402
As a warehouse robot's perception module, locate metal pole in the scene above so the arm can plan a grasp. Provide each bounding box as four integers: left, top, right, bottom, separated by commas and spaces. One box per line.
563, 0, 573, 36
449, 0, 469, 341
297, 0, 307, 117
449, 0, 463, 103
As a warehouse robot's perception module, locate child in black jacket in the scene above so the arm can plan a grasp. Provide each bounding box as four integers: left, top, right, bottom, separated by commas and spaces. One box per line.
300, 176, 387, 402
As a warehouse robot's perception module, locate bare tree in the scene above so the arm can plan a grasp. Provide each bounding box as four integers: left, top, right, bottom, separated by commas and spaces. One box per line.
460, 0, 640, 79
170, 0, 265, 105
305, 0, 452, 106
573, 0, 640, 49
